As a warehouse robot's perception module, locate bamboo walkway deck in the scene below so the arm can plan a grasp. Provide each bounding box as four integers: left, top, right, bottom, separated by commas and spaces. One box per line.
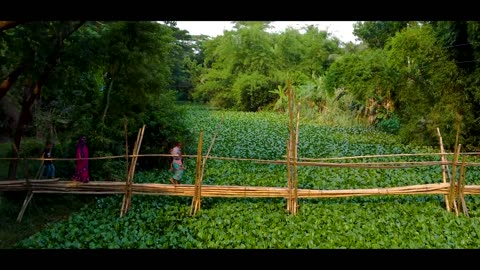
2, 179, 480, 198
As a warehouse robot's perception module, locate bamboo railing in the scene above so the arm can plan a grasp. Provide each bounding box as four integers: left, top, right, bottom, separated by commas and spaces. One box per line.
1, 146, 479, 222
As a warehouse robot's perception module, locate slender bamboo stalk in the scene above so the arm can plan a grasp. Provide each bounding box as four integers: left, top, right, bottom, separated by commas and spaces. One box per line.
448, 144, 461, 214
256, 159, 453, 168
457, 157, 469, 216
190, 131, 204, 216
286, 141, 291, 212
436, 127, 450, 212
295, 152, 460, 161
121, 128, 141, 216
125, 125, 145, 212
16, 190, 34, 222
292, 101, 301, 215
121, 125, 145, 217
193, 120, 222, 214
287, 80, 295, 213
124, 119, 129, 188
7, 152, 480, 165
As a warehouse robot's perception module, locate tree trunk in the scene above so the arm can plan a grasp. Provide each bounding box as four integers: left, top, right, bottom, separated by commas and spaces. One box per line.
0, 62, 31, 100
7, 21, 86, 179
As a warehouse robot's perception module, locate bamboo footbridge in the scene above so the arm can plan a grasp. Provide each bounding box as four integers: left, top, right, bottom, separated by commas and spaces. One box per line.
1, 127, 480, 223
2, 85, 480, 222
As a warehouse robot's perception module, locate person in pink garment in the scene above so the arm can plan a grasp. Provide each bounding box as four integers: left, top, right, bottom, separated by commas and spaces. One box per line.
169, 141, 185, 185
72, 135, 90, 183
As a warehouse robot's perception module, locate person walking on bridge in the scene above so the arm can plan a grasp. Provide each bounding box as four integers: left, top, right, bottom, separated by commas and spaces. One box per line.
169, 141, 185, 185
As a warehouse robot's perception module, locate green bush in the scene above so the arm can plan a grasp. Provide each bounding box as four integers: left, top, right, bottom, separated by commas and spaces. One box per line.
376, 115, 400, 134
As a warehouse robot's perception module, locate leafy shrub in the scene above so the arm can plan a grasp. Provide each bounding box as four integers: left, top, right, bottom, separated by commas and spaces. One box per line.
376, 114, 400, 134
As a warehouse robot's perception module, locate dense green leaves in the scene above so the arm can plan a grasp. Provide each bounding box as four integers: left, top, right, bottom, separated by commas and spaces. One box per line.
353, 21, 411, 49
385, 24, 465, 147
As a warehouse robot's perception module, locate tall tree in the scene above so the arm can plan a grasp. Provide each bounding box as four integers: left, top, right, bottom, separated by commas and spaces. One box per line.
3, 21, 85, 179
385, 24, 466, 147
353, 21, 412, 49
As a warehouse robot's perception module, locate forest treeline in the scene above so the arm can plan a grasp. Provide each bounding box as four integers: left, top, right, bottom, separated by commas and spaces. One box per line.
1, 20, 480, 180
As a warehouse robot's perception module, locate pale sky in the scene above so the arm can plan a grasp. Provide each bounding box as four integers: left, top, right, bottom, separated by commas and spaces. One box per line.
175, 21, 358, 43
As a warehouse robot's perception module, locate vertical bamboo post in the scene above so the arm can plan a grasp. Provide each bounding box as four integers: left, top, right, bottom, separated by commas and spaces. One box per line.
456, 157, 469, 216
190, 121, 222, 216
447, 143, 461, 215
124, 119, 129, 185
126, 125, 145, 213
292, 102, 301, 215
128, 125, 145, 211
190, 131, 204, 216
436, 127, 450, 212
121, 128, 140, 216
447, 126, 462, 215
120, 125, 145, 217
287, 80, 295, 213
286, 141, 292, 212
285, 80, 299, 215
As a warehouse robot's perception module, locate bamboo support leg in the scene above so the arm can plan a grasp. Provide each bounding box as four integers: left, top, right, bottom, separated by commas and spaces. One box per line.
16, 190, 34, 223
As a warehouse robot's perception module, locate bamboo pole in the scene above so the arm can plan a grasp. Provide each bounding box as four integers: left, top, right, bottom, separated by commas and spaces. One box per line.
287, 80, 295, 213
448, 144, 461, 214
286, 141, 292, 212
292, 101, 301, 215
256, 159, 453, 168
120, 125, 145, 217
284, 81, 300, 215
126, 125, 146, 211
457, 157, 469, 216
7, 152, 480, 165
16, 148, 36, 222
120, 120, 131, 216
121, 128, 141, 216
436, 127, 450, 212
5, 180, 475, 197
16, 190, 34, 222
190, 131, 204, 216
125, 119, 129, 185
190, 119, 223, 216
294, 152, 462, 161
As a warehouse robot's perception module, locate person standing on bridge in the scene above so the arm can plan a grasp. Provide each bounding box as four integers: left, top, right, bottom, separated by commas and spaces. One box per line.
42, 142, 55, 179
169, 141, 185, 185
72, 135, 90, 183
